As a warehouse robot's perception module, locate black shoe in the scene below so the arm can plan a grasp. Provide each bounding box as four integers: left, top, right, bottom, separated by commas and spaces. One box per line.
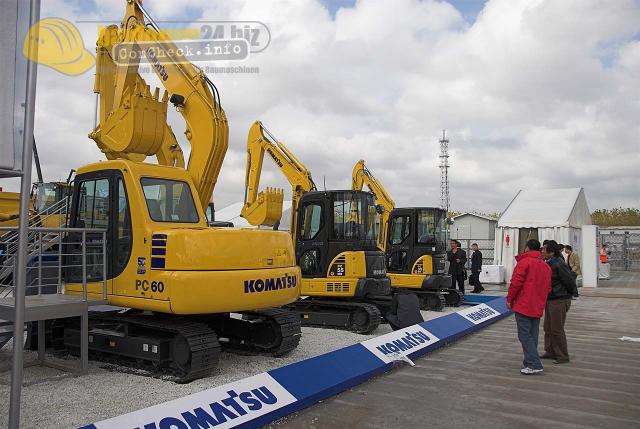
553, 359, 570, 364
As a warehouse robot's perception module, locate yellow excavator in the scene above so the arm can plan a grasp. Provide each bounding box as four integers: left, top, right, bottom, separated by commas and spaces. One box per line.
352, 160, 463, 309
45, 0, 302, 382
241, 122, 391, 333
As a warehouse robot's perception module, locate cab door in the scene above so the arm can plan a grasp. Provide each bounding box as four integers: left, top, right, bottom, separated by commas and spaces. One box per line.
68, 170, 132, 296
386, 213, 412, 274
296, 195, 328, 278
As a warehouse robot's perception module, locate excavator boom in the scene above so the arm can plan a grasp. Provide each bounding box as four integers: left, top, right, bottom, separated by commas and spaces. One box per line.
241, 121, 316, 241
90, 0, 227, 210
351, 160, 395, 250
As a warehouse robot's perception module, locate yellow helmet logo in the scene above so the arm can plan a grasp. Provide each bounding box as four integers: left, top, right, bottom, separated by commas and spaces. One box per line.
23, 18, 94, 76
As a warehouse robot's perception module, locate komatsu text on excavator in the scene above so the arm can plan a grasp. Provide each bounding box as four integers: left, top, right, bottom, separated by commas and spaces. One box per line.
352, 160, 463, 309
46, 0, 302, 382
241, 122, 391, 333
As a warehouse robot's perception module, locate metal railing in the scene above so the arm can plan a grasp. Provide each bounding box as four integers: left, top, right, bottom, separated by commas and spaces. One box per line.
0, 195, 70, 262
0, 226, 107, 301
600, 232, 640, 272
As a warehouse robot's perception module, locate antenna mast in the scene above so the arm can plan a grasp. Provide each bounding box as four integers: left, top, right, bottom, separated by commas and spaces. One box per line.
439, 130, 450, 213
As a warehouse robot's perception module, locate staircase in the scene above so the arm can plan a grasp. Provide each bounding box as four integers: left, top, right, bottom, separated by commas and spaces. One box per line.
0, 318, 14, 350
0, 197, 69, 348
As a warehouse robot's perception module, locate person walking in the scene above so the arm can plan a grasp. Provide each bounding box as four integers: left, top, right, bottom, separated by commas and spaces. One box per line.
541, 240, 578, 364
506, 239, 551, 375
470, 243, 484, 293
447, 239, 467, 295
386, 290, 424, 331
565, 245, 581, 281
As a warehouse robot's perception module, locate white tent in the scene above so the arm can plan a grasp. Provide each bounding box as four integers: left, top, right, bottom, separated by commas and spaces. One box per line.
494, 188, 592, 281
214, 200, 293, 231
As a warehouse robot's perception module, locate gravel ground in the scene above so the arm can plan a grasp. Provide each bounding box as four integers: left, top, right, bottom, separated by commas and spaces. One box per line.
0, 307, 458, 428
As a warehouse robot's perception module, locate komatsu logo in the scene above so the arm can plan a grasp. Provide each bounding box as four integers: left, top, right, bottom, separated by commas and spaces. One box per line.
465, 307, 496, 322
266, 148, 283, 168
458, 303, 500, 325
134, 387, 277, 429
146, 48, 169, 81
88, 373, 296, 429
244, 274, 297, 293
361, 325, 440, 364
375, 331, 432, 356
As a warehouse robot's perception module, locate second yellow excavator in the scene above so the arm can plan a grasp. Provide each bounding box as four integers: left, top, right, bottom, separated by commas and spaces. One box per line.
241, 122, 391, 333
352, 160, 463, 309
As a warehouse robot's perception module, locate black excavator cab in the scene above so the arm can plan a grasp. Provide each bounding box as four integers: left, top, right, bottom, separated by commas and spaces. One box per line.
386, 207, 449, 282
295, 190, 385, 279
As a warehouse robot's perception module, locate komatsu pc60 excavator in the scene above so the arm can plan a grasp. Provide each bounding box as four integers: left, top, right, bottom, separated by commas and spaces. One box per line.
241, 122, 390, 333
48, 0, 302, 382
352, 160, 463, 309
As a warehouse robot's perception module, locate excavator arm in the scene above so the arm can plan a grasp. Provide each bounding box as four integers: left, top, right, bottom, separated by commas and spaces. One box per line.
241, 121, 316, 242
89, 0, 227, 210
91, 24, 183, 167
351, 160, 395, 251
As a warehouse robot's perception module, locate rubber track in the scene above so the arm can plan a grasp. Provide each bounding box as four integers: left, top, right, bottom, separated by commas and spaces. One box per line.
294, 300, 381, 334
79, 313, 220, 383
222, 308, 301, 357
417, 291, 446, 311
441, 289, 464, 307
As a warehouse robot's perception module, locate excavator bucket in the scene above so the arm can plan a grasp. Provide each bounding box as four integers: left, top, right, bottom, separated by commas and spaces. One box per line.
241, 187, 284, 227
90, 82, 167, 157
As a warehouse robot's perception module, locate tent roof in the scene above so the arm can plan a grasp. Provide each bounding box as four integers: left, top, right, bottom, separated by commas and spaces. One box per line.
497, 188, 592, 228
215, 201, 293, 230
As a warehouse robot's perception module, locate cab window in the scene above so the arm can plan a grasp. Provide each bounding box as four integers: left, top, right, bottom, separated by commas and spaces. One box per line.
141, 178, 199, 223
300, 203, 323, 240
389, 215, 411, 245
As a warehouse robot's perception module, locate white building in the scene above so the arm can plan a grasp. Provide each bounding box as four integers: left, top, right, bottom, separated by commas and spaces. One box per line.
494, 188, 592, 281
450, 213, 497, 240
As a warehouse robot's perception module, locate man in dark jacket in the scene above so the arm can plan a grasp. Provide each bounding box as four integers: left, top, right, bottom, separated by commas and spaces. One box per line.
447, 239, 467, 294
386, 290, 424, 331
541, 240, 578, 364
506, 239, 551, 375
469, 243, 484, 293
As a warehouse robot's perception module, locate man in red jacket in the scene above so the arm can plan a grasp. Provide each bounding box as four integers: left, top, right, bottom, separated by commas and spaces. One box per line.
506, 239, 552, 375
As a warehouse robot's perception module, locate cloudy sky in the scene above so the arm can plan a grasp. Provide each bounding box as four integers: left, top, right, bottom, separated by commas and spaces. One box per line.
2, 0, 639, 214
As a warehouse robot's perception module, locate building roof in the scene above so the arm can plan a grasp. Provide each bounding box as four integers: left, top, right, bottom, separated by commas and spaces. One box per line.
497, 188, 592, 228
215, 201, 293, 230
452, 212, 497, 222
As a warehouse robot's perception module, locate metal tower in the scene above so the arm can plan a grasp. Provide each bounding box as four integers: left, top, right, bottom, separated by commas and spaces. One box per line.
439, 130, 450, 212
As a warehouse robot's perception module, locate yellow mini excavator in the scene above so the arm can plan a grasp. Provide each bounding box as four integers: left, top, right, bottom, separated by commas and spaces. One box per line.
46, 0, 301, 382
352, 160, 463, 309
241, 122, 391, 333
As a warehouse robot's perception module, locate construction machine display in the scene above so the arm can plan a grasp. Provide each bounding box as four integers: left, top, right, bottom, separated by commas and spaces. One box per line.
241, 122, 391, 333
351, 160, 463, 309
44, 0, 302, 382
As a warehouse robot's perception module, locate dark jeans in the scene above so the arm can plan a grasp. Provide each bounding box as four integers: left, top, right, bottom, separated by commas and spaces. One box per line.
515, 312, 543, 370
451, 273, 465, 294
470, 270, 484, 292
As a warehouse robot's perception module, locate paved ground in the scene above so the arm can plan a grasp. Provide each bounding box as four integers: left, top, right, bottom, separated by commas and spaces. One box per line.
276, 272, 640, 429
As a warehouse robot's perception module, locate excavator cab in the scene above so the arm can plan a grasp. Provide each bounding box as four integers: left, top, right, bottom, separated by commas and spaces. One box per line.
295, 190, 389, 294
386, 207, 450, 289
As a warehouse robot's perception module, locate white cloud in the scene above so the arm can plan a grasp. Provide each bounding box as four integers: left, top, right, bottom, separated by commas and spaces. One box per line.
2, 0, 639, 214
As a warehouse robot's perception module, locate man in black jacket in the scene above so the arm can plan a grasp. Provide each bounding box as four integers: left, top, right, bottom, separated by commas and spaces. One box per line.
470, 243, 485, 293
541, 240, 578, 364
447, 239, 467, 295
386, 290, 424, 331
